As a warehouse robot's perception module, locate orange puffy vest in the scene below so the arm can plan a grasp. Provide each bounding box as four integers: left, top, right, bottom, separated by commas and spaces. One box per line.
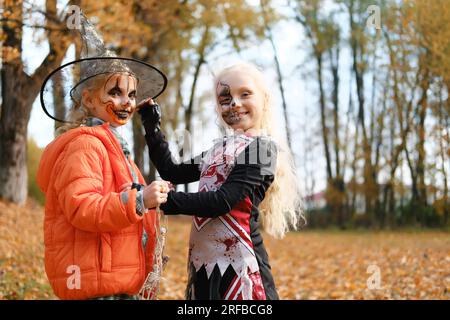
37, 123, 157, 299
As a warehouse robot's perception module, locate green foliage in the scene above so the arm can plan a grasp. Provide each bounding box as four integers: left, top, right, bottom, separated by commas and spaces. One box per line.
396, 201, 443, 228
27, 138, 45, 205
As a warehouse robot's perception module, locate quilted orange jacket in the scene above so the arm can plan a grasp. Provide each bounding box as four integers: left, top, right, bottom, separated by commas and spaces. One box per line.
37, 123, 157, 299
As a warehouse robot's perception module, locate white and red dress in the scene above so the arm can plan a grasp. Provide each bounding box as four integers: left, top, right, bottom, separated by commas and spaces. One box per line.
146, 130, 278, 300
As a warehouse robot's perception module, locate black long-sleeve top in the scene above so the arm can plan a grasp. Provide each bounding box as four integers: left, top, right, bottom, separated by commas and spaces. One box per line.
146, 130, 277, 217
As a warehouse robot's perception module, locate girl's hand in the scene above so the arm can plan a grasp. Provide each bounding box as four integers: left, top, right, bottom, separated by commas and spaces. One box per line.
136, 98, 155, 111
142, 180, 169, 209
137, 98, 161, 133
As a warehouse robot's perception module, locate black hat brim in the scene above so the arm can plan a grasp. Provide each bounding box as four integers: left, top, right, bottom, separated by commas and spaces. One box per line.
40, 57, 167, 123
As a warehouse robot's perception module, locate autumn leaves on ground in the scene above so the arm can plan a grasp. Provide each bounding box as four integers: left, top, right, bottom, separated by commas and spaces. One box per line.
0, 199, 449, 300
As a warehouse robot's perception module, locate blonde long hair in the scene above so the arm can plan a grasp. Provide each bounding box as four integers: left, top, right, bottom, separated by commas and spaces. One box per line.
55, 102, 90, 136
214, 63, 305, 239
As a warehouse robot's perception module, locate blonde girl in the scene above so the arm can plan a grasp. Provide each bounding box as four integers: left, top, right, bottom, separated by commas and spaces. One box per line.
138, 62, 303, 300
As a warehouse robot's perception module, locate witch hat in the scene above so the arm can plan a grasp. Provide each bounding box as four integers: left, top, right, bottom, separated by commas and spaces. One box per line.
40, 13, 167, 123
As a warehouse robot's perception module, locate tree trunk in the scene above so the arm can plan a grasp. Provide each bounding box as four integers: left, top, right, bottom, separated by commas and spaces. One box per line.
182, 25, 210, 191
329, 45, 341, 179
132, 115, 146, 175
0, 0, 73, 204
349, 5, 377, 227
316, 55, 333, 181
0, 2, 27, 204
0, 67, 29, 204
349, 115, 359, 222
416, 59, 430, 212
261, 0, 292, 150
440, 81, 449, 225
329, 44, 346, 228
52, 70, 66, 131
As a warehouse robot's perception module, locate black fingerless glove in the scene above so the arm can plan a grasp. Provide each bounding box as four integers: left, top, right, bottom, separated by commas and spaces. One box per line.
131, 182, 144, 191
138, 101, 161, 134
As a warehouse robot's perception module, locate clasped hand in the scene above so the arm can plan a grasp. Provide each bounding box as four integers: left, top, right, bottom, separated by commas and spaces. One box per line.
120, 180, 173, 209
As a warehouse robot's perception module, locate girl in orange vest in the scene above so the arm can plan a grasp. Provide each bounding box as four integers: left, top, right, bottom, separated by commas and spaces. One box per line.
37, 15, 169, 299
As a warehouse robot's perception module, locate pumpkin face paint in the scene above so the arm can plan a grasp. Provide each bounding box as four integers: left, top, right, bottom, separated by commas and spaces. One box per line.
86, 73, 138, 127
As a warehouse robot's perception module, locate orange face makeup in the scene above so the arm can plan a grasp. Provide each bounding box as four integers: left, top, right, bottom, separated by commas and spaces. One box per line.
106, 104, 129, 125
91, 73, 138, 126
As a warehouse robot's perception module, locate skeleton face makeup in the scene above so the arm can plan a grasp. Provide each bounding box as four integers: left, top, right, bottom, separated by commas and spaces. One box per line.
84, 73, 138, 126
217, 81, 241, 125
216, 73, 265, 134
